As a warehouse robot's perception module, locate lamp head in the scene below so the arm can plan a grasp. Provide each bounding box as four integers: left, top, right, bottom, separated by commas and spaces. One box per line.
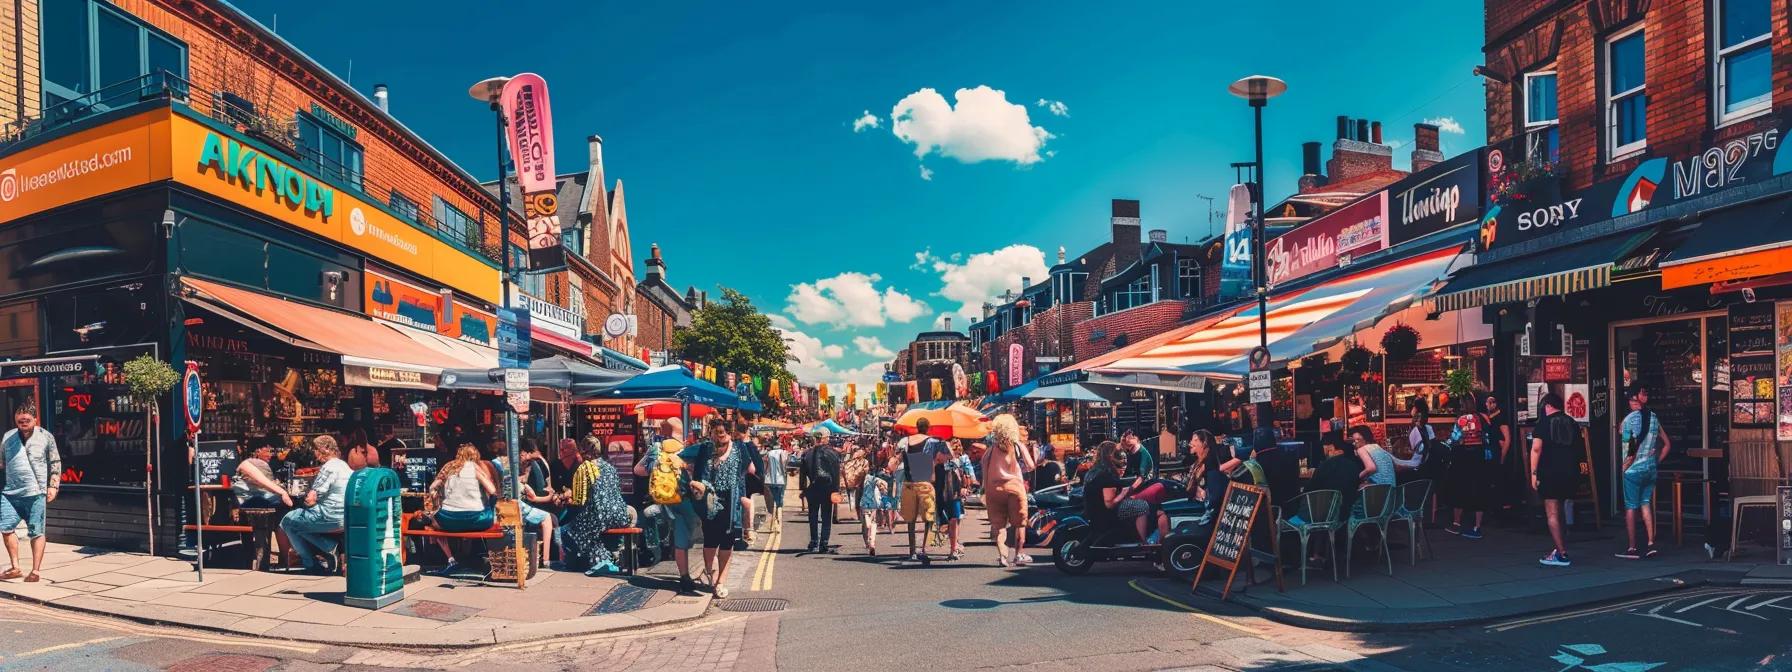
1228, 75, 1287, 106
468, 76, 512, 103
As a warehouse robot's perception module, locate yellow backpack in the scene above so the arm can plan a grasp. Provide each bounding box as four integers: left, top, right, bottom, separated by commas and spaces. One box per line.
648, 440, 686, 505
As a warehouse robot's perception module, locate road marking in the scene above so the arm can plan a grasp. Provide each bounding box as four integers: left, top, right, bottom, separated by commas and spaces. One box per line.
1125, 579, 1259, 635
15, 636, 123, 658
1674, 595, 1732, 614
1724, 596, 1769, 620
1746, 595, 1792, 611
1489, 588, 1735, 632
1637, 602, 1704, 628
752, 527, 781, 592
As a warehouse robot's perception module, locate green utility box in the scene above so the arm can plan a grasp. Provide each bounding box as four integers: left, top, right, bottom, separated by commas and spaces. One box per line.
344, 468, 404, 609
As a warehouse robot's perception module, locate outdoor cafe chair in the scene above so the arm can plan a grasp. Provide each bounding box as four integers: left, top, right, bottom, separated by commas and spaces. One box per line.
1346, 483, 1396, 578
1390, 479, 1435, 566
1275, 489, 1342, 585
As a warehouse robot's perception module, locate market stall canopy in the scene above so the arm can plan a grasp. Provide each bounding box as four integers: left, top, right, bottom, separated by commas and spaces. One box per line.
1658, 196, 1792, 289
894, 403, 990, 439
435, 355, 632, 397
594, 365, 755, 409
1022, 381, 1129, 402
808, 419, 860, 436
984, 378, 1039, 405
752, 418, 799, 432
638, 401, 714, 419
181, 277, 472, 390
1096, 245, 1466, 378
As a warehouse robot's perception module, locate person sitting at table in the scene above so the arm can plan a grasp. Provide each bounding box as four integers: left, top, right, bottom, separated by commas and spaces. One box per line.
562, 438, 634, 575
427, 444, 499, 574
1305, 433, 1363, 520
234, 437, 293, 510
279, 435, 351, 574
1350, 425, 1397, 516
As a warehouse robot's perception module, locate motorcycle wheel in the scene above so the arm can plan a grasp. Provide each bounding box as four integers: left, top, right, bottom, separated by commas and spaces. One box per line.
1162, 537, 1204, 579
1053, 535, 1093, 575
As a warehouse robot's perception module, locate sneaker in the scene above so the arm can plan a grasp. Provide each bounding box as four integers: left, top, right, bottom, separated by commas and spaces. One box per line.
1145, 531, 1161, 545
805, 543, 820, 553
947, 552, 963, 561
823, 547, 839, 555
1615, 547, 1642, 560
1539, 551, 1570, 567
1444, 524, 1464, 536
678, 575, 697, 595
1644, 544, 1660, 558
1703, 543, 1717, 560
429, 562, 461, 577
1013, 554, 1033, 566
716, 584, 730, 599
1463, 527, 1483, 540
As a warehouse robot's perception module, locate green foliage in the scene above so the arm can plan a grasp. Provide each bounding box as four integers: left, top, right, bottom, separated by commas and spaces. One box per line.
673, 287, 793, 383
123, 355, 180, 403
1444, 367, 1477, 399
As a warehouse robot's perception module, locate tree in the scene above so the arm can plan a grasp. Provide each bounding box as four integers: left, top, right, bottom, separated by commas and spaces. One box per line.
673, 287, 792, 383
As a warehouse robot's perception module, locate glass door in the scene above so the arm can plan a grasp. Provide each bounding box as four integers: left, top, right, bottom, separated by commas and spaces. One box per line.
1609, 313, 1720, 517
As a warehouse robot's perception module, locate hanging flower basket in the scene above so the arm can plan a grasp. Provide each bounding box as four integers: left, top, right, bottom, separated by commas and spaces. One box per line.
1339, 345, 1374, 384
1381, 324, 1420, 361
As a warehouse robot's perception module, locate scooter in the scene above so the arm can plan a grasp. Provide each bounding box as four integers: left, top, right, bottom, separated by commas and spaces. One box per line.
1043, 479, 1212, 577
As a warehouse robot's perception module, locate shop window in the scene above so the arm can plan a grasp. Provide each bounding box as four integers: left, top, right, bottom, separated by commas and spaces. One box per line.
39, 0, 187, 111
1523, 71, 1559, 164
0, 194, 161, 297
433, 197, 481, 250
0, 301, 41, 359
268, 244, 357, 308
43, 285, 159, 353
388, 190, 420, 224
296, 113, 364, 189
1109, 275, 1151, 313
46, 345, 155, 490
1604, 27, 1647, 160
509, 245, 546, 298
1714, 0, 1772, 125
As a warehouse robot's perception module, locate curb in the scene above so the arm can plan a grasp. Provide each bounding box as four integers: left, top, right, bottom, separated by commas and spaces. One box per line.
0, 584, 715, 649
1141, 568, 1750, 633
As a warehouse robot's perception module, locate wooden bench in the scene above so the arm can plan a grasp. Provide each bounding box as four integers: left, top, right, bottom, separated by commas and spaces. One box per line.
399, 512, 503, 564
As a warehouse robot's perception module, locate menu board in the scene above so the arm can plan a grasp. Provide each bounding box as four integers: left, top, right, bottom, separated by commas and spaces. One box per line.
1777, 302, 1792, 440
194, 439, 240, 487
1732, 303, 1776, 428
402, 454, 440, 493
1192, 481, 1277, 600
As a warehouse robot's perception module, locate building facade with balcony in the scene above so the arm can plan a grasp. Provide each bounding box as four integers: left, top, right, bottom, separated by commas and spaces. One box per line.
0, 0, 518, 552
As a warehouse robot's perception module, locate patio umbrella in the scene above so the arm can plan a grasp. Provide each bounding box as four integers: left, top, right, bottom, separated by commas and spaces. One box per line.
638, 401, 714, 419
894, 402, 991, 439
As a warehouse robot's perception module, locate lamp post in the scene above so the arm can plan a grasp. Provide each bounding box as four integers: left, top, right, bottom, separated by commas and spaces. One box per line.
1228, 74, 1286, 431
469, 76, 522, 500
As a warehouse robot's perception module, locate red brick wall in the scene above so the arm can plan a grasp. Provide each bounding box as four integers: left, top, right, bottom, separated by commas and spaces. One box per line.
985, 301, 1093, 381
634, 291, 677, 357
1485, 0, 1792, 191
1072, 300, 1186, 363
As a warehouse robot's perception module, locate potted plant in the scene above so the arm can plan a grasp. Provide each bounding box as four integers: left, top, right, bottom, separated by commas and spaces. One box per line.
1444, 367, 1477, 409
1339, 345, 1374, 384
1381, 324, 1421, 361
121, 354, 179, 556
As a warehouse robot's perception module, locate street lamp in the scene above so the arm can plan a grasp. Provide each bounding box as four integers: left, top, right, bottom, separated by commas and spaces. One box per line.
469, 76, 522, 499
1228, 74, 1285, 433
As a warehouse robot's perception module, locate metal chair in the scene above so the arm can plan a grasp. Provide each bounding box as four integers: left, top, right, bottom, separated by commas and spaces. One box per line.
1346, 483, 1396, 578
1275, 489, 1343, 585
1390, 480, 1434, 565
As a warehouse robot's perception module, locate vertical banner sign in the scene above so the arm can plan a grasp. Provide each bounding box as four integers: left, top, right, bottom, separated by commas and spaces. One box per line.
1221, 183, 1254, 301
1008, 343, 1024, 387
500, 73, 566, 273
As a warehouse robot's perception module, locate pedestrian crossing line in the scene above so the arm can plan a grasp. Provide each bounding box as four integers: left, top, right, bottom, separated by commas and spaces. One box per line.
1125, 579, 1260, 635
1488, 587, 1735, 632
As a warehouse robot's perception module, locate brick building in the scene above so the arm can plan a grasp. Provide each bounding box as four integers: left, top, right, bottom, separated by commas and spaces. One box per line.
635, 243, 697, 362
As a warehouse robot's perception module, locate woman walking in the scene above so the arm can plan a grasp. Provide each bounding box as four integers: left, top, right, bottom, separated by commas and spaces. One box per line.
692, 424, 748, 598
1446, 394, 1497, 540
859, 458, 894, 555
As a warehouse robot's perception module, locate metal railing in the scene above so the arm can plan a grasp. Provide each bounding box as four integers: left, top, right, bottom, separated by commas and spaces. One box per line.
3, 71, 503, 265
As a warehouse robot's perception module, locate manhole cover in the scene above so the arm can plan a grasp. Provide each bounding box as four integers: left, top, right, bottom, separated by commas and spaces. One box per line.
164, 654, 278, 672
387, 599, 480, 623
717, 598, 788, 612
588, 584, 656, 615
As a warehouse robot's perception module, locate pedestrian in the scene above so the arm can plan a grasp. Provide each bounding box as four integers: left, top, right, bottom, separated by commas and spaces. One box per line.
981, 414, 1035, 567
1616, 386, 1668, 560
1444, 394, 1497, 540
635, 417, 703, 595
935, 446, 968, 560
342, 428, 379, 471
799, 429, 841, 554
1120, 428, 1157, 481
488, 442, 556, 564
1395, 400, 1445, 483
762, 435, 789, 533
1350, 426, 1395, 514
859, 459, 892, 555
233, 437, 294, 509
1530, 393, 1581, 567
896, 419, 951, 562
1482, 395, 1515, 511
280, 435, 351, 574
1, 407, 60, 582
736, 421, 764, 547
565, 438, 633, 576
691, 424, 748, 597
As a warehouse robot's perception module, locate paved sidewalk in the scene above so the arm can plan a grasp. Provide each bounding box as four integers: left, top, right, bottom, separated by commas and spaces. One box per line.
0, 542, 712, 647
1148, 522, 1768, 631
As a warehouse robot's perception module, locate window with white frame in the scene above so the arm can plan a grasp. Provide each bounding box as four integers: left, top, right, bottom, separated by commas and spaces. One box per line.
1715, 0, 1772, 124
1178, 258, 1201, 299
1523, 71, 1559, 163
1110, 275, 1151, 313
1604, 27, 1647, 159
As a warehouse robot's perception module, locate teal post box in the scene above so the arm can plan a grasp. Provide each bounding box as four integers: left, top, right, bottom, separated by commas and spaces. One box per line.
344, 468, 404, 609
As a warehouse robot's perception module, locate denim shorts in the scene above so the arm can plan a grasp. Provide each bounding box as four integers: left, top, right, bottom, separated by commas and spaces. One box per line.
518, 501, 549, 526
1622, 469, 1657, 510
0, 494, 46, 538
435, 507, 495, 532
662, 500, 700, 550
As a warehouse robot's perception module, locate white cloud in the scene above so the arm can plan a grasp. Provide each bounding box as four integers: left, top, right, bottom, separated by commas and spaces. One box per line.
1035, 98, 1069, 117
852, 110, 882, 133
784, 272, 931, 328
918, 164, 934, 181
766, 313, 795, 330
891, 86, 1054, 165
853, 336, 895, 359
928, 244, 1050, 320
1425, 116, 1466, 135
782, 325, 890, 397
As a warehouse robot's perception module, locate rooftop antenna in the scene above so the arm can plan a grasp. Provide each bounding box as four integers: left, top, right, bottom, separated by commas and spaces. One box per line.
1196, 193, 1217, 239
346, 59, 353, 85
271, 13, 277, 33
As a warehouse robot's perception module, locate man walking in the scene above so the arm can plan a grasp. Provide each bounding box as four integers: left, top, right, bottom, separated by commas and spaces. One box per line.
762, 437, 789, 533
799, 437, 840, 553
897, 419, 951, 562
1, 407, 59, 582
1617, 386, 1668, 560
1531, 393, 1581, 567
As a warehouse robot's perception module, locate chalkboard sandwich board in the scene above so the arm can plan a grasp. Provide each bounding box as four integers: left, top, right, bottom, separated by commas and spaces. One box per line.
1192, 481, 1282, 600
194, 439, 240, 488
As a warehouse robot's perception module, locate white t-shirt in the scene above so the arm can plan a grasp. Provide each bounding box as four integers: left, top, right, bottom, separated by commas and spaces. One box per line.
309, 458, 353, 521
763, 448, 789, 486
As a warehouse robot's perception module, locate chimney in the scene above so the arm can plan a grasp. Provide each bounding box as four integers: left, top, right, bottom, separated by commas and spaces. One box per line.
1057, 246, 1067, 264
644, 242, 665, 281
372, 84, 389, 112
1327, 117, 1394, 185
982, 302, 996, 319
1020, 276, 1032, 290
1148, 229, 1167, 243
943, 316, 953, 332
1297, 141, 1327, 192
1411, 122, 1444, 172
1110, 198, 1142, 269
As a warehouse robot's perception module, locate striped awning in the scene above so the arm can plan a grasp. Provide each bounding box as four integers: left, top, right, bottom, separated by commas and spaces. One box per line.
1427, 264, 1611, 314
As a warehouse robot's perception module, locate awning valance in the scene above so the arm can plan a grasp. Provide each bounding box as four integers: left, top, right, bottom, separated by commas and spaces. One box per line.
1425, 232, 1649, 314
1659, 196, 1792, 289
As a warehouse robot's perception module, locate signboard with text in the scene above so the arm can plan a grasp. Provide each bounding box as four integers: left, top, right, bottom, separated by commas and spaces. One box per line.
497, 307, 532, 370
1220, 183, 1255, 300
1386, 148, 1484, 247
1265, 192, 1386, 287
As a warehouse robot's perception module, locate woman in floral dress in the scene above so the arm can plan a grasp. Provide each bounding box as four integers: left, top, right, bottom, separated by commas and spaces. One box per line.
566, 439, 632, 576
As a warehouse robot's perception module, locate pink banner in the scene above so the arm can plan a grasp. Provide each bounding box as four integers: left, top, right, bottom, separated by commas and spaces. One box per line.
500, 74, 556, 192
1265, 192, 1387, 287
1008, 343, 1024, 387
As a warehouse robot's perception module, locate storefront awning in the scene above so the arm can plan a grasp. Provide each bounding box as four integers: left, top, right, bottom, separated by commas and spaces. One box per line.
532, 326, 596, 358
1022, 382, 1129, 402
387, 323, 499, 370
182, 277, 470, 390
1425, 231, 1651, 314
1093, 245, 1465, 378
1659, 196, 1792, 289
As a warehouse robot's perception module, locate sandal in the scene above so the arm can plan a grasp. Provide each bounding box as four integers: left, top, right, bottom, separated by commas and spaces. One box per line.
23, 572, 39, 583
0, 568, 21, 580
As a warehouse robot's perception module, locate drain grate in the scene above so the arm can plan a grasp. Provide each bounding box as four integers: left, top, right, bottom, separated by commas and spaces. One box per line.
588, 584, 657, 615
388, 599, 480, 623
717, 598, 788, 612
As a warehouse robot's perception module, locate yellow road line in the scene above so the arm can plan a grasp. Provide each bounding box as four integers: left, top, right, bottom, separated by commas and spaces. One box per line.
760, 529, 780, 591
16, 636, 124, 658
1126, 579, 1260, 635
752, 528, 781, 591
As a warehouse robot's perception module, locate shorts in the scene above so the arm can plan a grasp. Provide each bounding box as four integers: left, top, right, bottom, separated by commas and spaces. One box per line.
435, 508, 495, 532
1622, 469, 1657, 510
1117, 498, 1150, 522
518, 501, 549, 527
0, 494, 46, 538
900, 482, 936, 522
985, 482, 1027, 530
765, 483, 787, 506
701, 491, 739, 549
936, 500, 964, 522
1536, 468, 1579, 501
662, 500, 701, 550
237, 493, 285, 509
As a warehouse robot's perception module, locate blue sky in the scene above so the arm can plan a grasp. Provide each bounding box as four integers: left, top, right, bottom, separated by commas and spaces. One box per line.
231, 0, 1487, 390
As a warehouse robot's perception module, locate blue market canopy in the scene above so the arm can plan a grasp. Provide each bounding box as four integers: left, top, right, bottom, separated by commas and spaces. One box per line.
984, 378, 1040, 405
810, 418, 860, 435
437, 355, 631, 397
597, 365, 758, 410
1022, 381, 1129, 402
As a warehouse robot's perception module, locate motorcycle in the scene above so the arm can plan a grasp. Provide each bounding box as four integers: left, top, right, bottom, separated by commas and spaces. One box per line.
1039, 477, 1212, 577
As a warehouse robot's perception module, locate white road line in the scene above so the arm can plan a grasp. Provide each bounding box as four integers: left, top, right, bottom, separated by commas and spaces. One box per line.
1637, 603, 1705, 629
1491, 588, 1730, 632
1674, 595, 1734, 614
1724, 595, 1770, 620
1746, 595, 1792, 612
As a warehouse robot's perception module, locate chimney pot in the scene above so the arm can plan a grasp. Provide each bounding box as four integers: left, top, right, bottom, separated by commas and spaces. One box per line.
1371, 121, 1383, 144
1020, 276, 1032, 289
1057, 246, 1067, 264
1301, 142, 1321, 175
1336, 116, 1349, 139
943, 316, 953, 331
1355, 119, 1369, 142
373, 84, 389, 112
1148, 229, 1167, 243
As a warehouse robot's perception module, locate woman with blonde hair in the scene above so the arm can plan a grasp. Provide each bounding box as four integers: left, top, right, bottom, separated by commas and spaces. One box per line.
279, 435, 352, 574
427, 444, 498, 574
980, 414, 1035, 567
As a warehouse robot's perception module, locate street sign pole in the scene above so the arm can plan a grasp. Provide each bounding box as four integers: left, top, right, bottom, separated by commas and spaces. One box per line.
488, 100, 522, 502
183, 362, 204, 582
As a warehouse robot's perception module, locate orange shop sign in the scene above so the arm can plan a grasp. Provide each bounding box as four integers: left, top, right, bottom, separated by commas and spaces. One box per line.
0, 110, 169, 225
444, 303, 497, 349
365, 268, 444, 331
